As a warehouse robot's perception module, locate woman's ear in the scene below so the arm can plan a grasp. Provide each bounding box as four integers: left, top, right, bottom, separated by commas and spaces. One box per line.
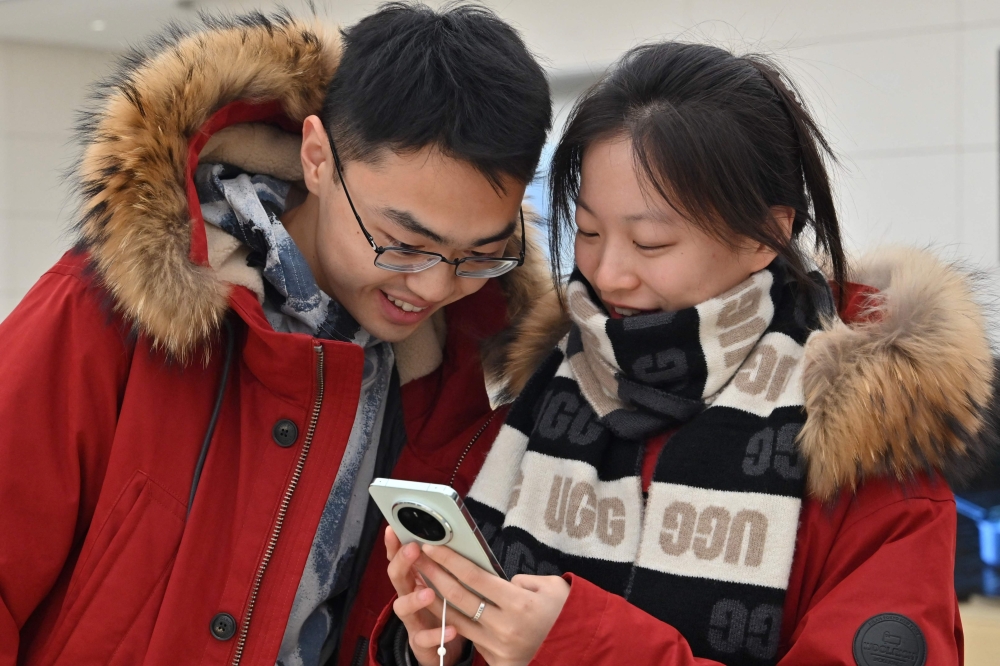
300, 115, 333, 195
744, 206, 795, 273
770, 205, 795, 240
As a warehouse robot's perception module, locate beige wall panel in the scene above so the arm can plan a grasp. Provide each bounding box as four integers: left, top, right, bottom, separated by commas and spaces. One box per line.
960, 0, 1000, 23
959, 149, 1000, 265
0, 134, 76, 217
961, 26, 1000, 147
784, 32, 961, 156
835, 152, 960, 252
0, 42, 113, 323
686, 0, 959, 43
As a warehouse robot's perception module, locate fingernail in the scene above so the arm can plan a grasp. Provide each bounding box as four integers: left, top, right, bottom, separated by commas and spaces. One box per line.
422, 543, 435, 554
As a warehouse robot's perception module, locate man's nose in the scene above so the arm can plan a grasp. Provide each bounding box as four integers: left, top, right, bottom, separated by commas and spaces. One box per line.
404, 262, 456, 304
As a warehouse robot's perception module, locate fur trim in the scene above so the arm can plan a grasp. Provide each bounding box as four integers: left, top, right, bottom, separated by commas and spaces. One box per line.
800, 247, 995, 501
73, 10, 340, 361
481, 217, 564, 400
483, 284, 568, 402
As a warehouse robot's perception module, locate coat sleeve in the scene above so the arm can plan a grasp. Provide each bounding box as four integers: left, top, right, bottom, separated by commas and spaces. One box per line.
0, 261, 131, 663
530, 484, 961, 666
778, 487, 961, 664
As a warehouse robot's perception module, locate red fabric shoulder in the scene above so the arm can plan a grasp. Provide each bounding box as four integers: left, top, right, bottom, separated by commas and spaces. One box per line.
833, 281, 880, 324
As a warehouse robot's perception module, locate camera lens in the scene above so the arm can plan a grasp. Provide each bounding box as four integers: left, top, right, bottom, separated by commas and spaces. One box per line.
396, 505, 449, 543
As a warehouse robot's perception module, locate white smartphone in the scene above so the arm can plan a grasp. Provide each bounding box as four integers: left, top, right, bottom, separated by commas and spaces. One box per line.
369, 478, 506, 579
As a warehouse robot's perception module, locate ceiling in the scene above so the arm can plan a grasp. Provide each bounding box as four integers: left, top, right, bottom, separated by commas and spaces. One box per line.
0, 1, 373, 52
2, 0, 969, 77
0, 0, 672, 79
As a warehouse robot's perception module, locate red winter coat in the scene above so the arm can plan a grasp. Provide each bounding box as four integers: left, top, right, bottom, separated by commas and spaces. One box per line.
367, 257, 996, 666
0, 15, 549, 666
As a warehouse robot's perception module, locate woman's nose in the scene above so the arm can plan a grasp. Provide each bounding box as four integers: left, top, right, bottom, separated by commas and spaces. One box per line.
592, 247, 641, 294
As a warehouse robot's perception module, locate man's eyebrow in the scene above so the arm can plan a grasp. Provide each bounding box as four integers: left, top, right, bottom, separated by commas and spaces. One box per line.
380, 208, 447, 245
380, 207, 518, 248
471, 218, 517, 247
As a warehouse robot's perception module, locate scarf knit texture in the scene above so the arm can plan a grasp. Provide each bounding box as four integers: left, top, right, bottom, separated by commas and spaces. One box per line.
196, 163, 394, 666
466, 260, 833, 665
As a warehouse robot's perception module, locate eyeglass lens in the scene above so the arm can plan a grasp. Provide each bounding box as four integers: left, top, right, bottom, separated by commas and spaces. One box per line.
374, 249, 518, 277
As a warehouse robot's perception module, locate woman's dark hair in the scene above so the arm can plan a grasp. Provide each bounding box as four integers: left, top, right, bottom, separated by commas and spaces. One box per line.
323, 2, 551, 190
549, 42, 846, 291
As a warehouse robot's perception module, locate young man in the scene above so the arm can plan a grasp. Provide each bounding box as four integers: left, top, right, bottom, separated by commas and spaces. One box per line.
0, 5, 551, 665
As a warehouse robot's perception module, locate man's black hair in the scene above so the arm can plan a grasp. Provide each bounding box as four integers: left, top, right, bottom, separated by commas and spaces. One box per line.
321, 2, 552, 190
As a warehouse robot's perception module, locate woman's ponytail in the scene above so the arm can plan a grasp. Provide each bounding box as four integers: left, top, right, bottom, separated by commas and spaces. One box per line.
747, 59, 846, 291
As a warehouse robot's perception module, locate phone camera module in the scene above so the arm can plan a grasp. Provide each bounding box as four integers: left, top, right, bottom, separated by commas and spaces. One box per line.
395, 503, 451, 545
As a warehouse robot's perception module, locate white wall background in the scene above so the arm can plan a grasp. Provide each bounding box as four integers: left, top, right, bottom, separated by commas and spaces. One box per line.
0, 42, 114, 318
1, 0, 1000, 320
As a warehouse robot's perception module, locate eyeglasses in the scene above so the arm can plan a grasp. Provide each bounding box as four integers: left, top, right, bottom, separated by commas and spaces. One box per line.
329, 140, 525, 279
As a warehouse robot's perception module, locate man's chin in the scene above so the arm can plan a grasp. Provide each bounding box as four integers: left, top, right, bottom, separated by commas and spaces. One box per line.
368, 321, 422, 344
353, 311, 426, 344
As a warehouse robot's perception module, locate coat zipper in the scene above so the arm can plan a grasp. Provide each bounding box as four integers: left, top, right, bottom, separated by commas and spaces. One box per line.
231, 345, 325, 666
449, 411, 497, 487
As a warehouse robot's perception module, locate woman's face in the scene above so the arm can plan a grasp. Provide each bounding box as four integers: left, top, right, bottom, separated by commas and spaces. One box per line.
574, 138, 778, 315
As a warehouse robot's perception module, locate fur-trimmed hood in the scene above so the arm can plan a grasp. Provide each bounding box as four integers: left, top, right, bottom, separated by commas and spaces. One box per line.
498, 247, 997, 501
71, 10, 551, 372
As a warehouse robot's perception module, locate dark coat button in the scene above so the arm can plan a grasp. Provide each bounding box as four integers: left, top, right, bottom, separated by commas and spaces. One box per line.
272, 419, 298, 447
210, 612, 237, 640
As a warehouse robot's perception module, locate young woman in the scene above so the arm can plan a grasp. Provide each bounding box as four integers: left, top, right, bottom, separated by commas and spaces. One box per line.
371, 42, 994, 666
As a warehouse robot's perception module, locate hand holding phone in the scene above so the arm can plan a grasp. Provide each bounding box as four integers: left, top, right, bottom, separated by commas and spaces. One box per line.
374, 479, 570, 666
369, 478, 506, 579
385, 527, 466, 666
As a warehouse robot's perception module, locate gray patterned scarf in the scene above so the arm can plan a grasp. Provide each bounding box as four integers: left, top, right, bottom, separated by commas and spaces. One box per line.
196, 163, 394, 666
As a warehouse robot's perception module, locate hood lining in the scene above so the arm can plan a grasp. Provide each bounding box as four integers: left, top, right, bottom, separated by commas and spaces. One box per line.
186, 99, 303, 266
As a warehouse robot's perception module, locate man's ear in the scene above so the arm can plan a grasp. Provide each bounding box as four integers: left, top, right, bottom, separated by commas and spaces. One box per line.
300, 115, 332, 195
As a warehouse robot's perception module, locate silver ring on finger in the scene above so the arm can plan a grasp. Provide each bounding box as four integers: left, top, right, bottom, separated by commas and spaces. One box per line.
471, 600, 486, 623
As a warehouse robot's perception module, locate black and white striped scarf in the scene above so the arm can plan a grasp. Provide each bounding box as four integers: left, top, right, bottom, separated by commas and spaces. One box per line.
466, 260, 833, 665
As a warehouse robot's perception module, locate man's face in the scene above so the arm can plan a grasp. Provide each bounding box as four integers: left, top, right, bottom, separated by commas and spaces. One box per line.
297, 117, 526, 343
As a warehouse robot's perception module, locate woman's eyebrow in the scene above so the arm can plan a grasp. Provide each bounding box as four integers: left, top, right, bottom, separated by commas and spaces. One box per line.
577, 196, 656, 222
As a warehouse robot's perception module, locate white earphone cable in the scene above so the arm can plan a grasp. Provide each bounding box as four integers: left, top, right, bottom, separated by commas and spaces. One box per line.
437, 597, 448, 666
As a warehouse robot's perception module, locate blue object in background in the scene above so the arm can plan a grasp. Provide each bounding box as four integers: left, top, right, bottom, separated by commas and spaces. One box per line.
524, 142, 554, 227
956, 494, 1000, 566
524, 142, 576, 270
955, 489, 1000, 599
